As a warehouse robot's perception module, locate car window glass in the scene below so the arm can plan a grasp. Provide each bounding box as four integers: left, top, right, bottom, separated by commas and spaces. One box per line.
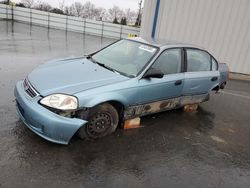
151, 49, 182, 75
212, 58, 218, 71
187, 49, 211, 72
92, 40, 157, 77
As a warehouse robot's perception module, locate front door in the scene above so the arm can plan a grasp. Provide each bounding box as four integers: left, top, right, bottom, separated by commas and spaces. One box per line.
133, 48, 184, 116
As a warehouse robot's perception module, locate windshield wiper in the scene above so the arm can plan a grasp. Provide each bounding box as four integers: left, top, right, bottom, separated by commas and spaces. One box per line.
95, 62, 117, 73
86, 55, 132, 77
87, 56, 117, 73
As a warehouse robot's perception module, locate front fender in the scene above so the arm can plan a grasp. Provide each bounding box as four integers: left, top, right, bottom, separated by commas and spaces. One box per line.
75, 78, 140, 109
77, 92, 130, 108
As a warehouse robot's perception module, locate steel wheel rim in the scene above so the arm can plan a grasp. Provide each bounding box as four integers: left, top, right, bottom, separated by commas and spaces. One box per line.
87, 113, 112, 138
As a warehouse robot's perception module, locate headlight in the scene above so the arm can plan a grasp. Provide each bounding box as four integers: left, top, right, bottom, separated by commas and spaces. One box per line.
40, 94, 78, 110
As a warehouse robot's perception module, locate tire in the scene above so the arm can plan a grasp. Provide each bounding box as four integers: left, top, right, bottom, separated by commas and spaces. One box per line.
220, 82, 226, 89
78, 103, 119, 140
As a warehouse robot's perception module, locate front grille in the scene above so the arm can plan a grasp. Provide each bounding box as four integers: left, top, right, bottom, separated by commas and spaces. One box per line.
23, 78, 39, 98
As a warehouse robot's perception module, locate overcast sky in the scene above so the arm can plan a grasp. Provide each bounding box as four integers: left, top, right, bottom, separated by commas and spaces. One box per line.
14, 0, 142, 11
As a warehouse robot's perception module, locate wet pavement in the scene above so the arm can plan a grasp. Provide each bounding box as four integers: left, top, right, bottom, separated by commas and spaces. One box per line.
1, 21, 250, 188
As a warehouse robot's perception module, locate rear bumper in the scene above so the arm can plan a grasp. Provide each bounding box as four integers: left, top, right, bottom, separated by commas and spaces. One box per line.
14, 81, 87, 145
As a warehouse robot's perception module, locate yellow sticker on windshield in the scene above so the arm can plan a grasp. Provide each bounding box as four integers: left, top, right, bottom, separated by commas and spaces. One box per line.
139, 45, 156, 53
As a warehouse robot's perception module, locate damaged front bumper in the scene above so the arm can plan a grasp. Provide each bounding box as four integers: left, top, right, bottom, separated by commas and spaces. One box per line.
14, 81, 87, 145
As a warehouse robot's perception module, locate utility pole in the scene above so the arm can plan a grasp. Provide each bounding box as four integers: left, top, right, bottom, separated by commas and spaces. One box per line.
135, 0, 142, 26
138, 0, 142, 25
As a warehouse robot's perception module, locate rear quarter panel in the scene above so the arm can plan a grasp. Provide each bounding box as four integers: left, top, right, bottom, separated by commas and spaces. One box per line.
219, 63, 229, 84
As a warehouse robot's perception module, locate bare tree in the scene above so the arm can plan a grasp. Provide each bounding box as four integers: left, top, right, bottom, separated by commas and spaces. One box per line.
125, 8, 131, 24
125, 8, 137, 25
92, 7, 106, 21
63, 5, 75, 16
64, 6, 70, 15
21, 0, 35, 8
35, 1, 52, 12
71, 2, 84, 17
18, 0, 136, 24
59, 0, 65, 11
108, 6, 124, 23
82, 1, 95, 19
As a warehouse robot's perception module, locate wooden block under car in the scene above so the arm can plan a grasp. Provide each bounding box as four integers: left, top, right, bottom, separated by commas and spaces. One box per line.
183, 104, 198, 112
124, 117, 142, 130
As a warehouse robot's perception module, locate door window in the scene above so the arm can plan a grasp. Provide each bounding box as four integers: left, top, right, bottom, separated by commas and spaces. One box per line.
186, 49, 211, 72
211, 58, 218, 71
151, 49, 182, 75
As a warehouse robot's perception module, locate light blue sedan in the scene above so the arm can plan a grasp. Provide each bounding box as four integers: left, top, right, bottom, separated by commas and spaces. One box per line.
14, 37, 228, 144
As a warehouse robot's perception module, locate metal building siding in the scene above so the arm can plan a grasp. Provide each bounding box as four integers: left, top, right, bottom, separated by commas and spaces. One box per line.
140, 0, 250, 74
140, 0, 156, 37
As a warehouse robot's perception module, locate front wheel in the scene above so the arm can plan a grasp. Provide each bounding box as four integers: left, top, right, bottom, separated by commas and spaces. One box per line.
78, 103, 119, 140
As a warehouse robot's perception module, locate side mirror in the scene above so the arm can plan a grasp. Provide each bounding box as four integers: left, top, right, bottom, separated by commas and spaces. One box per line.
143, 68, 164, 79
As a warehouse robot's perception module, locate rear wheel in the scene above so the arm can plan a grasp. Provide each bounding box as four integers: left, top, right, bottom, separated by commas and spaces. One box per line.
78, 103, 119, 140
220, 82, 226, 89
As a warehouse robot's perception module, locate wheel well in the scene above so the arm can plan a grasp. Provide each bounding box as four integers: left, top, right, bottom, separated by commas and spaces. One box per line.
75, 101, 125, 120
107, 101, 124, 117
212, 85, 219, 91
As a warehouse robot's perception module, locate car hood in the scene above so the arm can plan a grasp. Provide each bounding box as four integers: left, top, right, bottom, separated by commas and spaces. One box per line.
28, 57, 129, 96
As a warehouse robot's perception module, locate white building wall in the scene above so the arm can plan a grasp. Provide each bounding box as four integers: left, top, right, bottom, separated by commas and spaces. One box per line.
140, 0, 250, 75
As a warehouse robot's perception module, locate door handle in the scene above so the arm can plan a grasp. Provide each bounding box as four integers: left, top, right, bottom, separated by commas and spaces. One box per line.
175, 80, 182, 86
211, 77, 218, 81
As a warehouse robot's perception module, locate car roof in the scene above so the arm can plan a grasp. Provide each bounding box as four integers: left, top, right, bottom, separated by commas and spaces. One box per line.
128, 37, 204, 50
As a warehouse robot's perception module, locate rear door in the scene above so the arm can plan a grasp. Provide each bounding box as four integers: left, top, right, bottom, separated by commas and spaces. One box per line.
182, 48, 220, 95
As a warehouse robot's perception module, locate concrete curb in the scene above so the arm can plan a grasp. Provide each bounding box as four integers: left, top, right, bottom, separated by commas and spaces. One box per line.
229, 72, 250, 82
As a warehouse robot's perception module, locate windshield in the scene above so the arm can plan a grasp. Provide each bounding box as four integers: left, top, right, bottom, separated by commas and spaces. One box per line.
92, 40, 158, 77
